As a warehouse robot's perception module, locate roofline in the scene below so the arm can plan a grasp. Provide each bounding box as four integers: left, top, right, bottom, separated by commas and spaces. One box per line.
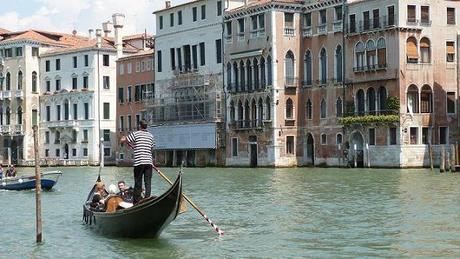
117, 51, 154, 62
153, 0, 205, 15
40, 47, 138, 57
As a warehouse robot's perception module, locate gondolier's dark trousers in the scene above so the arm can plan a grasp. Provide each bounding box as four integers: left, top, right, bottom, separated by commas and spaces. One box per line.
133, 164, 152, 204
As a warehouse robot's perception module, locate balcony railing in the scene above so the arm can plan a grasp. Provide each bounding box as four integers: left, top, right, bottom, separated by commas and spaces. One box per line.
353, 63, 387, 72
230, 119, 264, 130
420, 19, 432, 26
284, 27, 295, 36
285, 77, 299, 89
406, 18, 418, 25
14, 125, 23, 135
302, 27, 312, 37
2, 91, 11, 99
317, 24, 327, 35
348, 15, 395, 34
333, 20, 343, 32
47, 120, 79, 128
1, 125, 10, 134
15, 90, 23, 98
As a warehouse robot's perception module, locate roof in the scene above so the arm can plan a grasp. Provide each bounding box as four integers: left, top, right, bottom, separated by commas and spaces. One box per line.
226, 0, 305, 14
0, 29, 89, 47
117, 49, 154, 61
0, 28, 9, 34
41, 37, 139, 56
123, 34, 152, 41
153, 0, 203, 14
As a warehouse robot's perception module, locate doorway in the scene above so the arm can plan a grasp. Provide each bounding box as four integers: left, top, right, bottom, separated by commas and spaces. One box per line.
64, 144, 69, 159
306, 133, 315, 165
351, 132, 364, 167
249, 135, 257, 167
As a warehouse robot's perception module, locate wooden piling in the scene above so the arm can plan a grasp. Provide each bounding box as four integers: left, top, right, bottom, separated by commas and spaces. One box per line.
440, 148, 445, 173
429, 143, 434, 171
33, 125, 42, 243
354, 144, 357, 168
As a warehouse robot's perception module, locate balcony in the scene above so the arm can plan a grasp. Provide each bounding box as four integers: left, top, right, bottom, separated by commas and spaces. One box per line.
333, 20, 343, 32
15, 90, 23, 99
349, 16, 395, 34
2, 91, 11, 99
47, 120, 79, 128
420, 19, 432, 27
14, 125, 23, 135
1, 125, 11, 134
317, 24, 327, 35
302, 27, 312, 37
340, 109, 399, 126
285, 77, 299, 89
231, 120, 264, 131
406, 18, 418, 26
284, 27, 294, 37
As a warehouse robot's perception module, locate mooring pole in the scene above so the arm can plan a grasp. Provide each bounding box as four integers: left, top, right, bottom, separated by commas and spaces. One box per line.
33, 125, 42, 243
429, 143, 433, 172
354, 144, 357, 168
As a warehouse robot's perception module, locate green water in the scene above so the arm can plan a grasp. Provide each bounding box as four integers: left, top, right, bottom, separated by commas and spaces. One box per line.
1, 167, 460, 258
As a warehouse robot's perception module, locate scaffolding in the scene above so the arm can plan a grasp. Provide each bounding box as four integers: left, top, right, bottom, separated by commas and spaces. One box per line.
145, 73, 223, 124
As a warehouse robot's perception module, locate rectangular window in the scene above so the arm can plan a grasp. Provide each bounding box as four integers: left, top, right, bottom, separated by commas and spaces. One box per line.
83, 130, 88, 142
215, 39, 222, 64
83, 148, 88, 156
193, 7, 197, 22
46, 81, 51, 92
421, 6, 430, 24
201, 5, 206, 20
4, 48, 12, 57
369, 128, 376, 145
176, 48, 182, 70
104, 148, 111, 157
251, 15, 258, 31
120, 116, 124, 131
349, 14, 356, 33
159, 15, 164, 29
321, 134, 327, 145
286, 136, 295, 154
373, 9, 380, 28
103, 76, 110, 89
56, 149, 60, 157
16, 47, 23, 57
259, 14, 265, 29
157, 50, 162, 72
410, 127, 418, 145
128, 115, 132, 131
56, 59, 61, 70
32, 47, 39, 57
192, 45, 198, 69
84, 103, 89, 119
226, 21, 232, 36
127, 63, 132, 73
103, 129, 110, 142
73, 56, 78, 68
285, 13, 294, 28
118, 87, 124, 103
103, 55, 109, 66
136, 114, 141, 127
447, 92, 456, 114
238, 18, 245, 33
363, 11, 370, 30
72, 77, 77, 89
178, 10, 182, 25
103, 102, 110, 119
335, 6, 342, 21
56, 105, 61, 120
303, 13, 311, 27
389, 127, 397, 145
439, 127, 448, 144
170, 13, 174, 27
83, 76, 88, 89
45, 149, 49, 157
407, 5, 416, 23
45, 131, 50, 144
319, 10, 327, 24
46, 106, 51, 121
422, 127, 430, 144
119, 64, 124, 75
84, 55, 89, 66
199, 42, 205, 66
73, 103, 78, 120
447, 41, 455, 62
448, 7, 456, 25
55, 79, 61, 91
135, 85, 141, 101
232, 138, 238, 156
388, 6, 395, 26
72, 149, 77, 157
45, 60, 50, 72
217, 1, 222, 16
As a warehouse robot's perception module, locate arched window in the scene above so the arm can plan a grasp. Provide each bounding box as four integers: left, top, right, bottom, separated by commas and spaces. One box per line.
377, 38, 386, 68
378, 86, 387, 111
367, 88, 376, 114
406, 37, 418, 63
336, 133, 343, 145
17, 106, 22, 124
421, 84, 433, 113
407, 84, 419, 113
286, 98, 293, 119
355, 42, 365, 70
251, 99, 257, 127
356, 89, 365, 115
336, 97, 343, 117
244, 100, 250, 127
366, 40, 376, 69
320, 48, 327, 84
230, 100, 235, 122
253, 58, 259, 90
320, 98, 327, 118
258, 98, 263, 126
64, 100, 69, 120
335, 45, 343, 82
5, 107, 10, 125
240, 61, 246, 92
267, 55, 273, 86
0, 107, 3, 125
265, 97, 271, 120
238, 100, 244, 127
306, 99, 312, 120
420, 37, 431, 63
6, 72, 11, 90
247, 60, 253, 91
226, 63, 232, 91
233, 62, 239, 91
55, 131, 61, 144
304, 50, 312, 86
260, 57, 266, 88
285, 51, 295, 83
32, 71, 37, 93
17, 71, 23, 90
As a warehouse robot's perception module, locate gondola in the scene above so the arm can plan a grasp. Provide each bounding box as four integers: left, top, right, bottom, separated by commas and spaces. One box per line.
82, 172, 183, 238
0, 171, 62, 191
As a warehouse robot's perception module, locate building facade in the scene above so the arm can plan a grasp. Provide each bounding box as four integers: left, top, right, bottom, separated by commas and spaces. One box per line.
116, 48, 155, 166
149, 0, 227, 166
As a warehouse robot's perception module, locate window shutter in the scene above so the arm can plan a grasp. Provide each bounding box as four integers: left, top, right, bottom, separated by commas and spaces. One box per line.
378, 49, 386, 65
406, 39, 418, 59
447, 42, 455, 54
447, 8, 456, 24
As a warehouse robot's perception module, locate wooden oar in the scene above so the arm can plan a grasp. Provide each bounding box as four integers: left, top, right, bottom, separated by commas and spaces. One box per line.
153, 165, 224, 236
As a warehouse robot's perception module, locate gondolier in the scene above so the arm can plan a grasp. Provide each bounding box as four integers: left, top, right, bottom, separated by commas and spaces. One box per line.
120, 120, 155, 204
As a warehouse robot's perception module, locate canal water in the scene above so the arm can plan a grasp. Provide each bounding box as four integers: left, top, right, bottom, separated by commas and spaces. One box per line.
1, 167, 460, 258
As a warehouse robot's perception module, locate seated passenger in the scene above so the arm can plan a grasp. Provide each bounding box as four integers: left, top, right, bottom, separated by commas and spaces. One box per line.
90, 182, 108, 212
117, 180, 134, 203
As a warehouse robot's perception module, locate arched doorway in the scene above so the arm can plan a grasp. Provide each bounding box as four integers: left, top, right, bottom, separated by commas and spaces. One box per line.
306, 133, 315, 165
64, 144, 69, 159
351, 132, 364, 167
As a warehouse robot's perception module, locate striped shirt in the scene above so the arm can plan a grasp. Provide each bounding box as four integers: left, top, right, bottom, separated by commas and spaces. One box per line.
126, 130, 155, 167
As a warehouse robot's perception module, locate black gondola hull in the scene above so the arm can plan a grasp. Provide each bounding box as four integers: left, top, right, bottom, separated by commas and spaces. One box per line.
83, 172, 182, 238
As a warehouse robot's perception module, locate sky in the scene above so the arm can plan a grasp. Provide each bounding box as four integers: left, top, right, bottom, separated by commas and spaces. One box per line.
0, 0, 188, 36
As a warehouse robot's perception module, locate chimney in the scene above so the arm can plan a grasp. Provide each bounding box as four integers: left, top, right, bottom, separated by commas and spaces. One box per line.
88, 29, 94, 39
112, 13, 125, 58
102, 21, 113, 37
96, 29, 102, 48
165, 1, 171, 8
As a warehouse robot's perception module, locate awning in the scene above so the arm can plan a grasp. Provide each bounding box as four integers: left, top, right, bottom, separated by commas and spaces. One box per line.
447, 42, 455, 54
406, 40, 418, 59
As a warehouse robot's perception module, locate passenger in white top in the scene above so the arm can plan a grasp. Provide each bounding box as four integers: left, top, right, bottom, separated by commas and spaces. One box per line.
120, 120, 155, 204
